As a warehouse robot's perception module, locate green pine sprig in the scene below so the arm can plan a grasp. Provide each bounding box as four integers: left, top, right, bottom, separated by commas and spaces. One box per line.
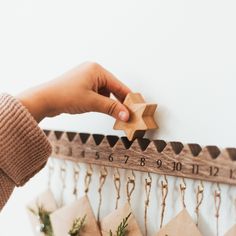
109, 212, 131, 236
28, 205, 53, 236
68, 215, 86, 236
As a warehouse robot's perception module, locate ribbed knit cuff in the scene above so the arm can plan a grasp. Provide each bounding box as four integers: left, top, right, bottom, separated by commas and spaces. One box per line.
0, 93, 52, 186
0, 169, 15, 209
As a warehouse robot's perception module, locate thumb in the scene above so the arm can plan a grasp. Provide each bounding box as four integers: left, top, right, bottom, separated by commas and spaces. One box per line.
91, 94, 130, 121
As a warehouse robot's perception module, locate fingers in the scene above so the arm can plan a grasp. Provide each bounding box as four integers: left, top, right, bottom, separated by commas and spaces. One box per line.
99, 65, 132, 102
90, 93, 130, 121
98, 87, 110, 98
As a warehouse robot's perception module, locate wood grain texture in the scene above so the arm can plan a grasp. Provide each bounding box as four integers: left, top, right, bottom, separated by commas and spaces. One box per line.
113, 93, 158, 140
44, 130, 236, 185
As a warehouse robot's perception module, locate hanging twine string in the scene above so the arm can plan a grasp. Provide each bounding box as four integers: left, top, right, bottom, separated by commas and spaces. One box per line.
144, 173, 152, 236
126, 171, 136, 205
97, 166, 108, 224
47, 158, 54, 189
59, 160, 67, 206
214, 183, 221, 236
234, 198, 236, 223
228, 186, 236, 223
179, 178, 186, 209
113, 168, 121, 209
195, 181, 204, 227
84, 164, 93, 194
73, 163, 80, 198
160, 175, 168, 229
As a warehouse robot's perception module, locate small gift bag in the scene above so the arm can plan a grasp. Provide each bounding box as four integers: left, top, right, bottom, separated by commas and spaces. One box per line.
224, 224, 236, 236
27, 189, 57, 236
50, 195, 101, 236
101, 202, 143, 236
156, 209, 202, 236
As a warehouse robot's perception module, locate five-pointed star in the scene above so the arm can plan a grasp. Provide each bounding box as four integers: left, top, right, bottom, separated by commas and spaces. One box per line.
113, 93, 158, 141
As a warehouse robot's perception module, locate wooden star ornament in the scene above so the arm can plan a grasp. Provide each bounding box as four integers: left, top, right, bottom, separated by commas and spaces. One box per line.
113, 92, 158, 141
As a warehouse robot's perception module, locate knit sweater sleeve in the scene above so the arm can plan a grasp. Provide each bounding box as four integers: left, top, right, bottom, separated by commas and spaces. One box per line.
0, 94, 52, 210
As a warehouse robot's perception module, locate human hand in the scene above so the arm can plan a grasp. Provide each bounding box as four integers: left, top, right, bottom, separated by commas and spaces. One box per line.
16, 62, 131, 123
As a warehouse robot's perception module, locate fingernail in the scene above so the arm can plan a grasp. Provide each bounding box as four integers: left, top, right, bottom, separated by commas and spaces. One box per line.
118, 111, 128, 121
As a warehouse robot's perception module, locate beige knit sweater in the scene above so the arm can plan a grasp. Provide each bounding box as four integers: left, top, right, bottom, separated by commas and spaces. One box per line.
0, 94, 52, 210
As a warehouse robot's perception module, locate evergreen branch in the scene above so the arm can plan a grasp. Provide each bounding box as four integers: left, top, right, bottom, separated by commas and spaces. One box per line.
28, 205, 53, 236
68, 215, 86, 236
109, 213, 131, 236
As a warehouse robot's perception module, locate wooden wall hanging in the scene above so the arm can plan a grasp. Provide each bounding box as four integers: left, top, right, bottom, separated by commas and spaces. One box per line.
43, 130, 236, 185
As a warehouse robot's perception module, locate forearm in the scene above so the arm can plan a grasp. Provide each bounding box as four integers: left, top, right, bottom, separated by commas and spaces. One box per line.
0, 62, 131, 210
16, 88, 51, 123
0, 93, 52, 209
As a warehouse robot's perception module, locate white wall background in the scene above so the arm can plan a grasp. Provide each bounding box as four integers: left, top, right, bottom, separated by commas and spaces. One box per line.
0, 0, 236, 235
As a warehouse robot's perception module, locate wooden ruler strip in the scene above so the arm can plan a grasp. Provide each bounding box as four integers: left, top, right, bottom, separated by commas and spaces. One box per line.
43, 130, 236, 185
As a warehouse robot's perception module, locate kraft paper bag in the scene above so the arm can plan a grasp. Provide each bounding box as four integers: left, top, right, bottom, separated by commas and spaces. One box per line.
50, 195, 101, 236
101, 202, 143, 236
224, 224, 236, 236
27, 189, 57, 236
155, 208, 202, 236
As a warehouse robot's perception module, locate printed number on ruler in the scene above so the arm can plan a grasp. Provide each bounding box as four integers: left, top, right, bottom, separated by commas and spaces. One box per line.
73, 149, 236, 185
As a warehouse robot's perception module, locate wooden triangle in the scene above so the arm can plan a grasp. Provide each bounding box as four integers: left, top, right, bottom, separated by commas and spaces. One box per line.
156, 209, 202, 236
224, 224, 236, 236
50, 195, 100, 236
101, 202, 143, 236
